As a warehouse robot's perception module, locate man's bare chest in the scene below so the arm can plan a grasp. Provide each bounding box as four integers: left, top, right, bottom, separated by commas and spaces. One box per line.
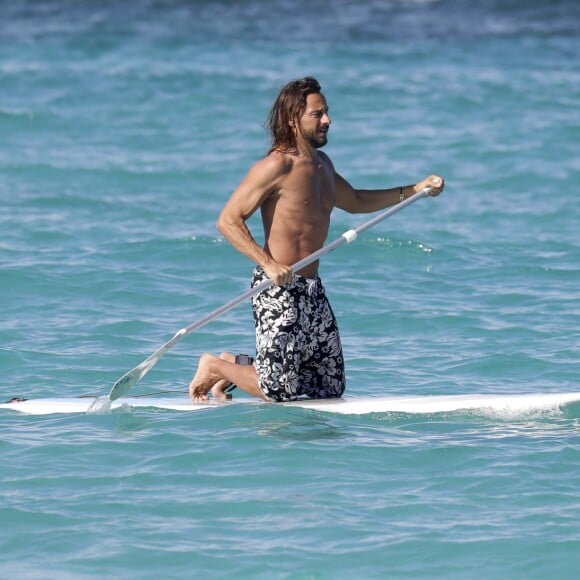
281, 161, 334, 209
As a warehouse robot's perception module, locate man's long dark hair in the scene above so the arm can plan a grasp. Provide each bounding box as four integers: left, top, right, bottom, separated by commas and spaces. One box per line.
267, 77, 321, 153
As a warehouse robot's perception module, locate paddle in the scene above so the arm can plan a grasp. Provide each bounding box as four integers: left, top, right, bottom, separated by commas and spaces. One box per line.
108, 186, 432, 401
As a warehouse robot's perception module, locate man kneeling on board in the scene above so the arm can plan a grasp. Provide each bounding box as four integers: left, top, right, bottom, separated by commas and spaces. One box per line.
189, 77, 444, 403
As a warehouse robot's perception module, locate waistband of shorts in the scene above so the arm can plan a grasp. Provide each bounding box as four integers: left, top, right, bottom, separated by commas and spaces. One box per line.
252, 266, 322, 290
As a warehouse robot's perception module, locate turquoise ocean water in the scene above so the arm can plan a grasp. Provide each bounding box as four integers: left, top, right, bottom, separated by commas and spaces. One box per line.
1, 0, 579, 577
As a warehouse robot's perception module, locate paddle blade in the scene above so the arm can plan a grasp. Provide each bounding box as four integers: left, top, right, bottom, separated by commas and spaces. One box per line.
109, 359, 158, 401
109, 328, 188, 400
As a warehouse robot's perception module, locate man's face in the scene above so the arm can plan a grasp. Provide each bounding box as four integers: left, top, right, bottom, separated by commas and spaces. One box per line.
296, 92, 331, 149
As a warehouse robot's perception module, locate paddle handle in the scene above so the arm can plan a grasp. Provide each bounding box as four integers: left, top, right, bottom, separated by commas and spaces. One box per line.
108, 186, 432, 400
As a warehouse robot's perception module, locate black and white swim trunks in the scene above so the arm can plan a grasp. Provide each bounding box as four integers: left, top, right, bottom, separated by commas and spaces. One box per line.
251, 266, 346, 402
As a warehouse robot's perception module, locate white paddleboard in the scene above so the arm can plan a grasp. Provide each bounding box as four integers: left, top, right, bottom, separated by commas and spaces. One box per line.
2, 392, 580, 416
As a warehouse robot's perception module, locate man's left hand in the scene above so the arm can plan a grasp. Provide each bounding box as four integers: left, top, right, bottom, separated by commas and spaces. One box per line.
416, 174, 445, 196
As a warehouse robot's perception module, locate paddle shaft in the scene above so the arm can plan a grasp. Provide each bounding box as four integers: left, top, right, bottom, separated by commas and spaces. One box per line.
108, 186, 432, 400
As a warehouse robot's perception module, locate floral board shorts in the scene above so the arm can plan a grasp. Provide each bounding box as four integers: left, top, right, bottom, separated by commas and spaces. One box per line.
251, 266, 346, 402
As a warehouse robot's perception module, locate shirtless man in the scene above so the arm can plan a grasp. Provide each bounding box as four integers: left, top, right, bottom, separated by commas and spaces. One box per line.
189, 77, 444, 402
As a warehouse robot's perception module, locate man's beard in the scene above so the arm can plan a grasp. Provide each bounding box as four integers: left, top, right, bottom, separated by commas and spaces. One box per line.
302, 127, 328, 149
312, 133, 328, 148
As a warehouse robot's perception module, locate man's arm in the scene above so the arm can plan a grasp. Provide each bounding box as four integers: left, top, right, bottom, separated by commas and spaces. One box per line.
216, 154, 294, 285
334, 171, 444, 214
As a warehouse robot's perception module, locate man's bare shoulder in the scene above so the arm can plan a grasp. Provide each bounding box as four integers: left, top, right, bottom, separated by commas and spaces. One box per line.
240, 150, 292, 187
262, 149, 294, 172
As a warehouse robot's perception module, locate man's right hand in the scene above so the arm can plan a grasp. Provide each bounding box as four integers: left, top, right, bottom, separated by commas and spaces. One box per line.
263, 261, 294, 286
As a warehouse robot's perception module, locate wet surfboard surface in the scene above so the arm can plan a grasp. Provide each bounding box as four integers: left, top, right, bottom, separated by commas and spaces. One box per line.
3, 392, 580, 416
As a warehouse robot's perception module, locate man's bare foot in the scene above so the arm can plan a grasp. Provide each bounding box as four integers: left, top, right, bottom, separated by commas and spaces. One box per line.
210, 353, 236, 401
188, 351, 262, 402
189, 353, 221, 402
210, 386, 232, 401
